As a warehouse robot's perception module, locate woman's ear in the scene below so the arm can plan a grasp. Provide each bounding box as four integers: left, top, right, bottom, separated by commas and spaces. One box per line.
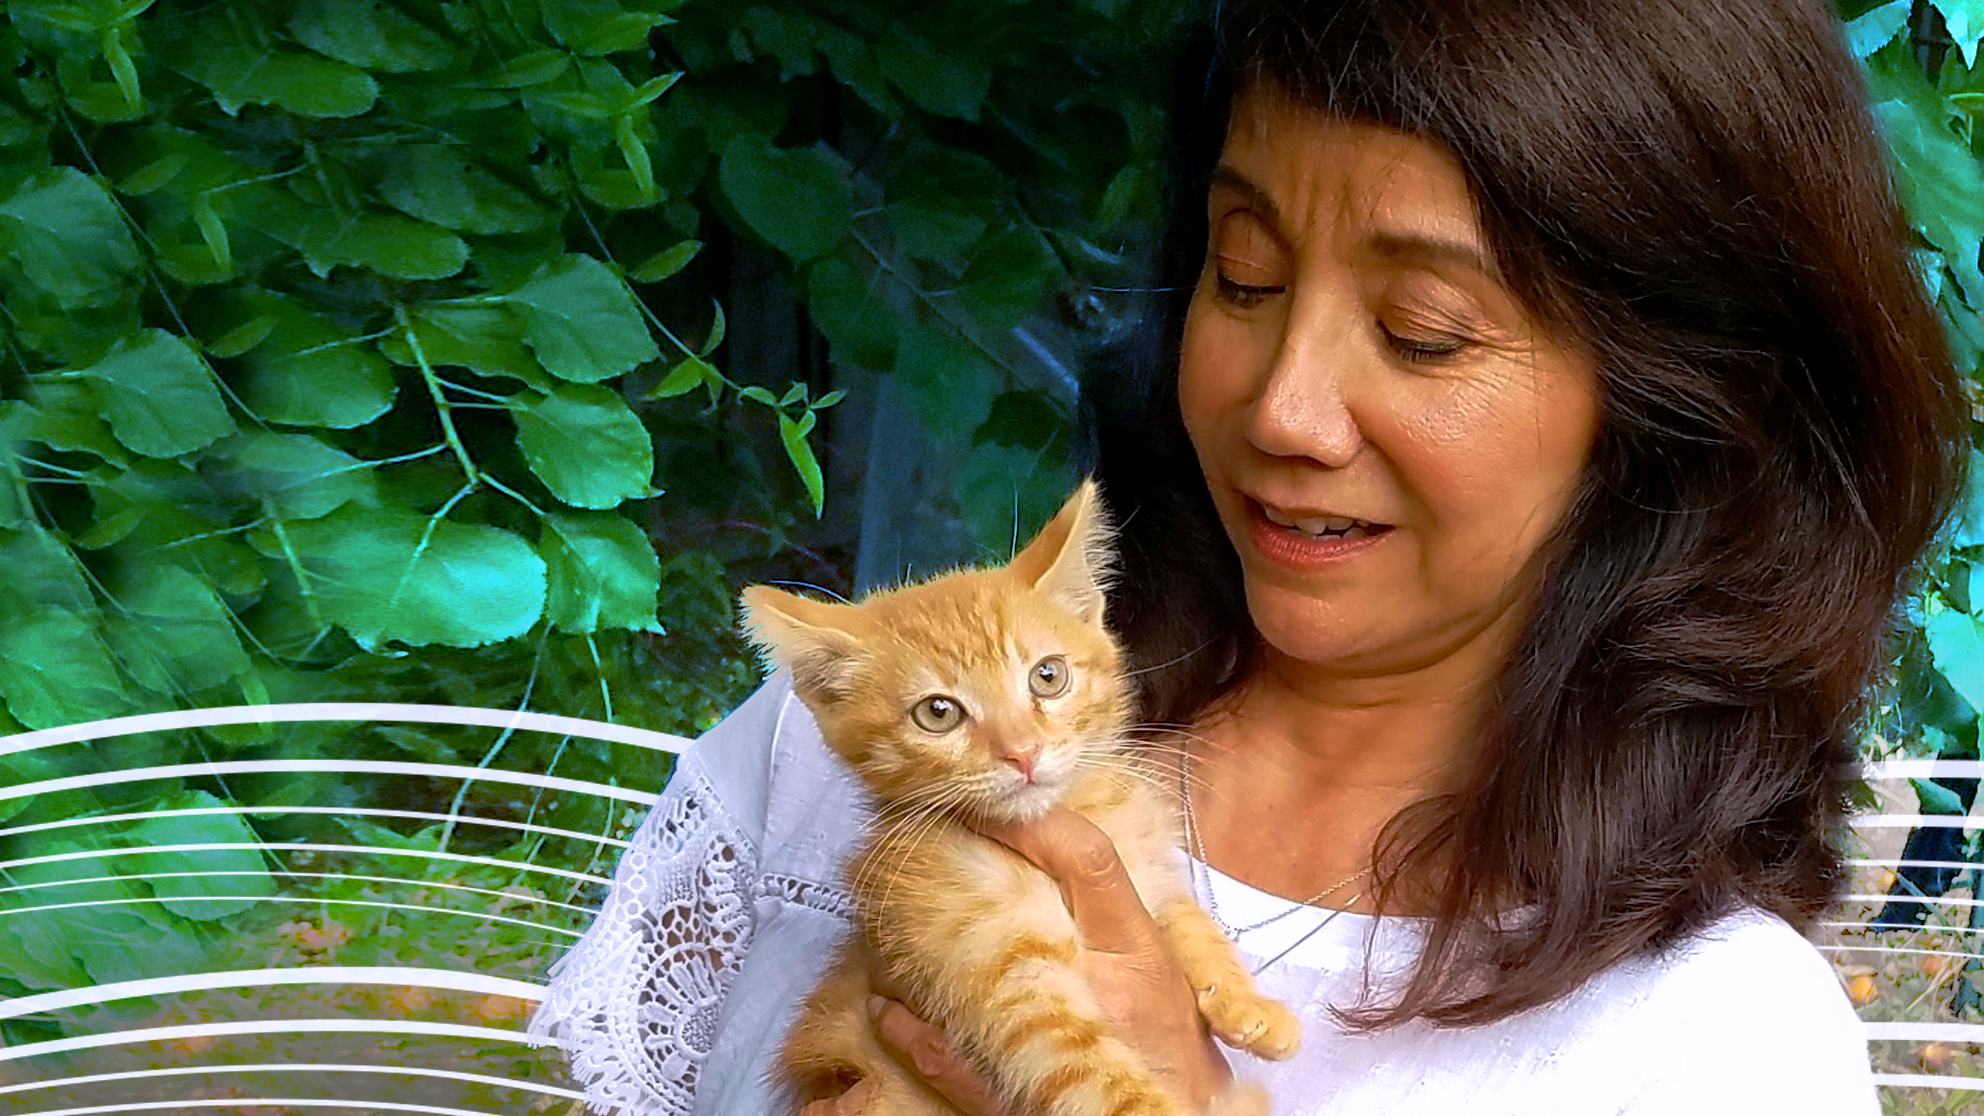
1008, 479, 1116, 627
738, 586, 861, 702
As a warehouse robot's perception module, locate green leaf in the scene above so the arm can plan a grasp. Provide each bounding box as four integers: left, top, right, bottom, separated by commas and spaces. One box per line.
515, 385, 656, 509
481, 48, 573, 88
289, 0, 455, 72
277, 507, 547, 650
501, 255, 660, 382
120, 790, 277, 921
894, 327, 1002, 436
76, 329, 234, 458
960, 225, 1060, 329
1937, 0, 1984, 68
1927, 607, 1984, 717
105, 564, 252, 694
0, 610, 132, 729
700, 300, 726, 355
204, 431, 376, 520
541, 0, 678, 55
816, 28, 896, 113
1878, 96, 1984, 306
779, 412, 825, 516
1911, 776, 1968, 816
738, 385, 776, 405
886, 149, 1004, 261
778, 382, 807, 407
542, 511, 662, 633
805, 255, 898, 368
631, 239, 701, 283
378, 146, 545, 235
232, 292, 398, 429
1953, 448, 1984, 548
385, 305, 547, 387
0, 527, 97, 615
296, 209, 469, 280
718, 138, 852, 264
1844, 0, 1912, 57
875, 27, 990, 120
167, 35, 379, 118
0, 166, 139, 306
647, 355, 715, 399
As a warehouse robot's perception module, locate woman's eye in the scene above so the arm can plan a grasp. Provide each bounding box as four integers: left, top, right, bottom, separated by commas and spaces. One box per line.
910, 695, 967, 733
1380, 322, 1470, 363
1213, 270, 1285, 308
1028, 655, 1071, 698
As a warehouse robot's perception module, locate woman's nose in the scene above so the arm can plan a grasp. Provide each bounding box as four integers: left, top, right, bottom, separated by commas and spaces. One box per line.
1245, 320, 1363, 469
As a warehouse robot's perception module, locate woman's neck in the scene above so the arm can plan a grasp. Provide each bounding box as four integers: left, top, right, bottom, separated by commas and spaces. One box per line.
1182, 648, 1490, 916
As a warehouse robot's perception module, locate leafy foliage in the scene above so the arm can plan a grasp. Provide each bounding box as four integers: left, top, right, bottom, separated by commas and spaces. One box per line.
0, 0, 1185, 1042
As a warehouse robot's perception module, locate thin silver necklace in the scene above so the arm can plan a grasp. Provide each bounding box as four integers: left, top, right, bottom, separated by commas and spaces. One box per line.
1179, 746, 1373, 938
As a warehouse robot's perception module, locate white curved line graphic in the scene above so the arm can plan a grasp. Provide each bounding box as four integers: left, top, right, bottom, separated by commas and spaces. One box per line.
1873, 1074, 1984, 1091
0, 966, 544, 1022
0, 893, 584, 938
0, 805, 632, 849
1865, 1022, 1984, 1041
0, 703, 691, 759
18, 1101, 516, 1115
0, 842, 610, 884
0, 869, 597, 913
1850, 815, 1984, 829
1862, 759, 1984, 779
1846, 892, 1984, 908
0, 1063, 585, 1100
0, 760, 659, 805
0, 1019, 537, 1061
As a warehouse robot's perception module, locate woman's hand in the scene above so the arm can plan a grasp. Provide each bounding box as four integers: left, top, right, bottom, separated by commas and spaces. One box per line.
845, 806, 1233, 1115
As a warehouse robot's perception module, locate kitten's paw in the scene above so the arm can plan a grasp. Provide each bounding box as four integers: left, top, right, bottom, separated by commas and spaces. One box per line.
1194, 984, 1300, 1061
1203, 1079, 1269, 1116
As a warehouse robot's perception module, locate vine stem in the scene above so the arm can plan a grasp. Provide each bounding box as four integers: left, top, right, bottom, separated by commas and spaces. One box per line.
397, 307, 480, 484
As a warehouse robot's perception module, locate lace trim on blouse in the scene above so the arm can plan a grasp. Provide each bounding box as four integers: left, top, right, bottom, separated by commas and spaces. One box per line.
529, 765, 764, 1115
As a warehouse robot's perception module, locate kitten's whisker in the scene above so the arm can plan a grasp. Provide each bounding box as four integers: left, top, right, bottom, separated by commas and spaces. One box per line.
1122, 639, 1219, 679
765, 579, 855, 604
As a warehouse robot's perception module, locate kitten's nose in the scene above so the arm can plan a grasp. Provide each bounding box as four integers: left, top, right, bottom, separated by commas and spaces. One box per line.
999, 743, 1041, 782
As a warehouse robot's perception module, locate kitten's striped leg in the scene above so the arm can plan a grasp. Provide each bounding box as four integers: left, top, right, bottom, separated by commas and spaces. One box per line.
944, 931, 1188, 1116
1152, 896, 1301, 1062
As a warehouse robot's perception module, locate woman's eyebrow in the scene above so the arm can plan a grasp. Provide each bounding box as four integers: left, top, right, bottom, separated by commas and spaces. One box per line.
1209, 165, 1283, 229
1367, 231, 1492, 277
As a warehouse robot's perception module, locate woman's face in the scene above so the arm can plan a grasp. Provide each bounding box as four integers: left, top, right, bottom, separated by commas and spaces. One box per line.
1180, 92, 1601, 682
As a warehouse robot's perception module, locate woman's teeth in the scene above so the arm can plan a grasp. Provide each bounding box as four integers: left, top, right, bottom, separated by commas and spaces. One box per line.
1263, 506, 1380, 538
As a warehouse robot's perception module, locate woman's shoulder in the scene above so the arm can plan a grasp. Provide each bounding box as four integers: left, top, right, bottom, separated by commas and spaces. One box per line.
1569, 905, 1876, 1113
681, 671, 870, 885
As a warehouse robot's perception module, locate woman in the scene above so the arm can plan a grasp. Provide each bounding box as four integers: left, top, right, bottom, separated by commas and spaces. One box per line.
530, 0, 1968, 1112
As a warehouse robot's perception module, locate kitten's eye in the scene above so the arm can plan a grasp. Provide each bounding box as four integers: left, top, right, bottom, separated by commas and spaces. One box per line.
910, 695, 966, 733
1029, 656, 1071, 698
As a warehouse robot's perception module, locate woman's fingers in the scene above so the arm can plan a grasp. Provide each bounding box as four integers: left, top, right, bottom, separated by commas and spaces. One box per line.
977, 807, 1157, 955
867, 995, 1010, 1116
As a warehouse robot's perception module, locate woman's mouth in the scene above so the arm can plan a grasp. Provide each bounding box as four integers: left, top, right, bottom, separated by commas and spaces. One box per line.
1247, 500, 1393, 568
1260, 505, 1386, 539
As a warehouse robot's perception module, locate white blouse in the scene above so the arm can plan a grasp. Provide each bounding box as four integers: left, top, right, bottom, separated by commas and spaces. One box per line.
528, 674, 1879, 1116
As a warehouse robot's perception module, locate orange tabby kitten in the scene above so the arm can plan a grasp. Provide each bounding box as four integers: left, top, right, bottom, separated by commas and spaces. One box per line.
741, 481, 1298, 1116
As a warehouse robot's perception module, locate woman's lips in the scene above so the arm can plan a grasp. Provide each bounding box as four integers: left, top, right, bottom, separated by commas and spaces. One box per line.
1245, 499, 1393, 570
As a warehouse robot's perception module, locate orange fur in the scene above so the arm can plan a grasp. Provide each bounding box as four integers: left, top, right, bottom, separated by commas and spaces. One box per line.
741, 482, 1298, 1116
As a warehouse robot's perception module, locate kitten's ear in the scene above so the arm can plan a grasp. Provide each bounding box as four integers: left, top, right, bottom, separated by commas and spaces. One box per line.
1010, 478, 1115, 626
738, 586, 861, 701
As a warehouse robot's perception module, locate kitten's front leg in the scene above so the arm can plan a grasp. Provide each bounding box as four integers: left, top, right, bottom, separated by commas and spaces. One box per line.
933, 927, 1190, 1116
1151, 896, 1301, 1062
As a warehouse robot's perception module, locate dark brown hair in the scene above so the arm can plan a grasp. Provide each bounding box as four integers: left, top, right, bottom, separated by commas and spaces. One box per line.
1089, 0, 1970, 1026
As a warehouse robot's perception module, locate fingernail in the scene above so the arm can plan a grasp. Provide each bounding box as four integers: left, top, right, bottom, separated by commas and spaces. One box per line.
865, 994, 886, 1019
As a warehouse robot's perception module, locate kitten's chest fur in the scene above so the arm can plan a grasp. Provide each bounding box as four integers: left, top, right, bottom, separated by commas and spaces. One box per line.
848, 763, 1188, 979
